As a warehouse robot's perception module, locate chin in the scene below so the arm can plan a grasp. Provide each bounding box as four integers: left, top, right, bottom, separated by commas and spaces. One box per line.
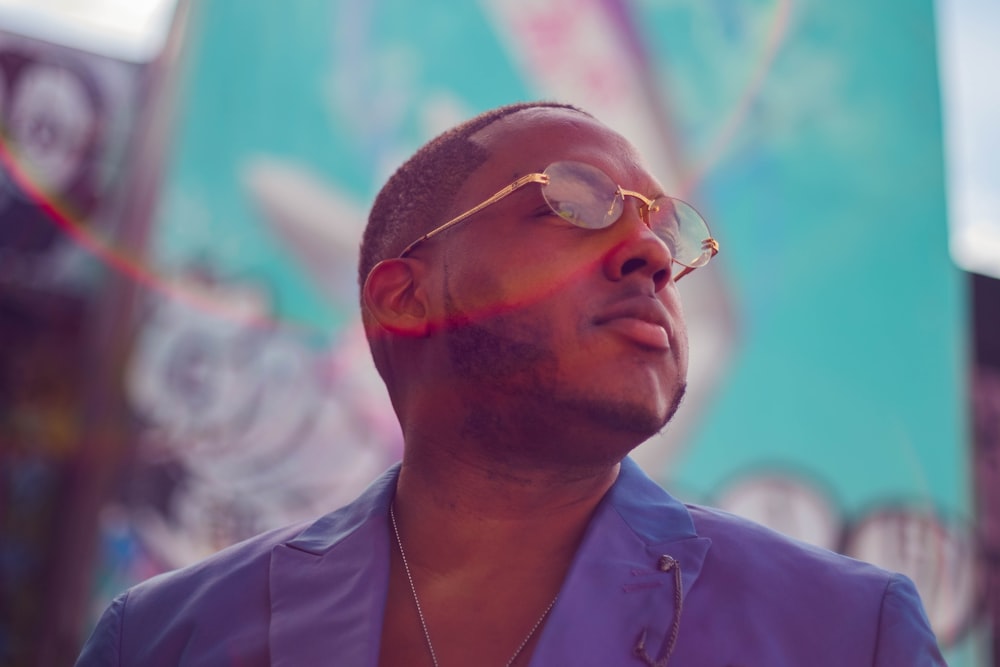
562, 381, 686, 444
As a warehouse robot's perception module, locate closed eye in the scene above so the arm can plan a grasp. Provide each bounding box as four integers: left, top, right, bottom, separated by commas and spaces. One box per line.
530, 204, 556, 218
531, 205, 580, 228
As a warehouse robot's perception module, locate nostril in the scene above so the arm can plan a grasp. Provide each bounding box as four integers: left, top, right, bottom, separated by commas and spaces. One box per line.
653, 268, 669, 286
620, 258, 646, 275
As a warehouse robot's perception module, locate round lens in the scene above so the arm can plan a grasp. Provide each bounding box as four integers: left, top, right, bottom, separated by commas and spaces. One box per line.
542, 161, 622, 230
648, 197, 714, 268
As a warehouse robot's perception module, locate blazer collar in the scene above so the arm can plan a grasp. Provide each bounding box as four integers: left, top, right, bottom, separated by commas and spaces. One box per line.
267, 459, 710, 667
529, 458, 712, 666
268, 465, 400, 666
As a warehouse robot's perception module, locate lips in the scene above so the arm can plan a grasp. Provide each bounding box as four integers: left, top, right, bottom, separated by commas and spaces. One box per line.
594, 296, 673, 351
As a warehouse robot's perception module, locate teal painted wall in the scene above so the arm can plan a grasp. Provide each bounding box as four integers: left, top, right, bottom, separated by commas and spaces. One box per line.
103, 0, 977, 660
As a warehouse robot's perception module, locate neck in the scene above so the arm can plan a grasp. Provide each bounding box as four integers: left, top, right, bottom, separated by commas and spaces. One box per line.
379, 442, 621, 667
391, 445, 620, 573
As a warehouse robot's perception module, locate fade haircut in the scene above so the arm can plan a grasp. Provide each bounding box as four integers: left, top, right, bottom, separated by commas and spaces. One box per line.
358, 101, 589, 293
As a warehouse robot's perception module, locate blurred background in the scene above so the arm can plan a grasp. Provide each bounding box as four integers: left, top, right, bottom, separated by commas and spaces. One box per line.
0, 0, 995, 664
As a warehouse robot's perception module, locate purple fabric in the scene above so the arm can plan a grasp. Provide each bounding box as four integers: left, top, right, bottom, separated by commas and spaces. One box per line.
76, 458, 947, 666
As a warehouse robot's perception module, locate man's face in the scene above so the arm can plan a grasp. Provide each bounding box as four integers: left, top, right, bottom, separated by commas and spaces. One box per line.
421, 108, 689, 463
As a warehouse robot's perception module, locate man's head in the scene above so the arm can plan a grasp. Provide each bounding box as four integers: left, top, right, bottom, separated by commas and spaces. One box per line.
360, 102, 692, 467
358, 101, 586, 289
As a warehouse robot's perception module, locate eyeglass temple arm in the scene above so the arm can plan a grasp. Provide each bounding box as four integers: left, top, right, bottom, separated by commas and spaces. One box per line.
398, 173, 549, 258
673, 237, 720, 281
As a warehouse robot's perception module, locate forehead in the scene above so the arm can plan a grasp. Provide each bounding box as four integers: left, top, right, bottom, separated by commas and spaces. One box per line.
454, 108, 655, 210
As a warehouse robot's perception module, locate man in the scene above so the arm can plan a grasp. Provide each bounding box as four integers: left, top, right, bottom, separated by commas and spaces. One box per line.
77, 102, 946, 666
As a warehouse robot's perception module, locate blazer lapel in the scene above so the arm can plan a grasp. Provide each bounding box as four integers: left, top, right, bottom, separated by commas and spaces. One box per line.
265, 459, 707, 667
268, 466, 400, 667
529, 459, 712, 666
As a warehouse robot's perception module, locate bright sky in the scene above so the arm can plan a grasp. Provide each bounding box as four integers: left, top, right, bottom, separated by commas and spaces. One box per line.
0, 0, 179, 62
937, 0, 1000, 279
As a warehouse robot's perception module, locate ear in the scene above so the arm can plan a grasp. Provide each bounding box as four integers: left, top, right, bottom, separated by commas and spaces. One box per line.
363, 258, 430, 337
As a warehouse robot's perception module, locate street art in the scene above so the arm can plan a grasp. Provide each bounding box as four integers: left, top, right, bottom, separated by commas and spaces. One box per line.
0, 0, 977, 662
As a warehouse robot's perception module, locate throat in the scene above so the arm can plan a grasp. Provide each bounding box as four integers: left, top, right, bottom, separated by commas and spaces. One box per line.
377, 504, 568, 667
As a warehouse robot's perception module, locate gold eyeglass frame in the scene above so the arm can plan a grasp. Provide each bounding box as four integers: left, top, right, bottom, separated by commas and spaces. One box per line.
397, 164, 719, 281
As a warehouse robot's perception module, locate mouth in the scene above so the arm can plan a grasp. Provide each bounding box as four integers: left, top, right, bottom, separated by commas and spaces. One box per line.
594, 297, 672, 351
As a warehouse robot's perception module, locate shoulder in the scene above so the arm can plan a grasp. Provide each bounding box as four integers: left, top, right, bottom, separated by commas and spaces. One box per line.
680, 504, 945, 665
75, 521, 309, 667
109, 464, 400, 622
76, 465, 401, 666
127, 520, 310, 614
687, 502, 893, 591
74, 522, 304, 667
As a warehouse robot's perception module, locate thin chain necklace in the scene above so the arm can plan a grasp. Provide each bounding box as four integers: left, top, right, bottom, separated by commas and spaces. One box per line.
389, 503, 558, 667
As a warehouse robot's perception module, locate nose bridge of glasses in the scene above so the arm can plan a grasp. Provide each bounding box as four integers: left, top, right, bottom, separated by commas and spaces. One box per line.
610, 187, 679, 278
607, 177, 719, 280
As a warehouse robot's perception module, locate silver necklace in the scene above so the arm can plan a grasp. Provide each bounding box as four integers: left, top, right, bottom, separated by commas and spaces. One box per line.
389, 503, 558, 667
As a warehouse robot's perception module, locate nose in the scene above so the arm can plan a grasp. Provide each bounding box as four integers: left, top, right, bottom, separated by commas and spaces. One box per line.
602, 208, 674, 292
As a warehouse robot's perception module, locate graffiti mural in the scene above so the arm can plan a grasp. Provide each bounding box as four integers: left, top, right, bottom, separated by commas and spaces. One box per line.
43, 0, 978, 663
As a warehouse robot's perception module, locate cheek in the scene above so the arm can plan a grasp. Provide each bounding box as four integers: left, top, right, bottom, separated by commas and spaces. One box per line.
440, 248, 506, 321
440, 260, 562, 351
674, 324, 690, 375
445, 251, 590, 323
661, 288, 690, 371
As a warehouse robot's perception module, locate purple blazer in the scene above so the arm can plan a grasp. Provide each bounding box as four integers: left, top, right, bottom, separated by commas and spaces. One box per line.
76, 458, 947, 666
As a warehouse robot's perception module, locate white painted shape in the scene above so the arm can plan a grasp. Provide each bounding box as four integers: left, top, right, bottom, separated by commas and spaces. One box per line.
937, 0, 1000, 278
0, 0, 178, 62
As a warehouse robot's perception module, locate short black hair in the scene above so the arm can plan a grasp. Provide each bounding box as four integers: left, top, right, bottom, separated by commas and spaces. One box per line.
358, 101, 588, 292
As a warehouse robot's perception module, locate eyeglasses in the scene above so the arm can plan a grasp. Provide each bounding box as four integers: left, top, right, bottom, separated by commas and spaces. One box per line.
398, 160, 719, 280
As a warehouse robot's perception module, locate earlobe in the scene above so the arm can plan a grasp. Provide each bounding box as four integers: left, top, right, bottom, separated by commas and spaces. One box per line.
363, 259, 430, 337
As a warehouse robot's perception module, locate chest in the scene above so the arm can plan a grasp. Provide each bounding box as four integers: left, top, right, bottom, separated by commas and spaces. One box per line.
376, 556, 559, 667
